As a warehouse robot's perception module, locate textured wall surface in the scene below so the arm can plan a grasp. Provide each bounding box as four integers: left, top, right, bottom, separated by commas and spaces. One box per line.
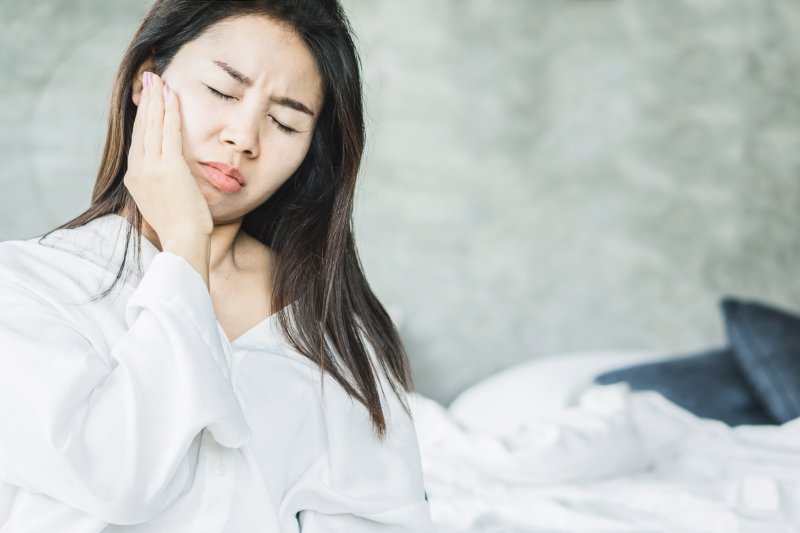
2, 0, 799, 404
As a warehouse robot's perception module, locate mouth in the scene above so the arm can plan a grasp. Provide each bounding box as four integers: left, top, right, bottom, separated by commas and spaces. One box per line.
198, 161, 246, 193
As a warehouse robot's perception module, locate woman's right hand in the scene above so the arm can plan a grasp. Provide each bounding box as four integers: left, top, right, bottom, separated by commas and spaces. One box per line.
124, 71, 213, 286
124, 71, 213, 247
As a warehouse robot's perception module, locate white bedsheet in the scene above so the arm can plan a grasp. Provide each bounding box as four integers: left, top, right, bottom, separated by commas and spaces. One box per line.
411, 384, 800, 532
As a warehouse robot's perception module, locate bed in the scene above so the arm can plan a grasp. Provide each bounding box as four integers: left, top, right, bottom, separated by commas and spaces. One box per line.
411, 296, 800, 532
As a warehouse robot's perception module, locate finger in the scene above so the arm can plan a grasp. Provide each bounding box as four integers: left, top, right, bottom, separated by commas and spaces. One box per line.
143, 72, 165, 159
129, 72, 150, 160
161, 84, 184, 160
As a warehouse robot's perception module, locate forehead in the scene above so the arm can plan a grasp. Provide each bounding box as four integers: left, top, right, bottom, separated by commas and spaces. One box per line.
183, 14, 324, 109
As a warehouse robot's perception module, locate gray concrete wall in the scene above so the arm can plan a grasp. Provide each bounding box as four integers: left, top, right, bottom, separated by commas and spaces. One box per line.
3, 0, 799, 405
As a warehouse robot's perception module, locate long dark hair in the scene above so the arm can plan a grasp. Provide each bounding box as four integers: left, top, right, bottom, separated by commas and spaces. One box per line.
40, 0, 414, 439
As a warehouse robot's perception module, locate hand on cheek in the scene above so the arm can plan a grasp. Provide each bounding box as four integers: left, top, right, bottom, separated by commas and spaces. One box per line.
124, 71, 214, 247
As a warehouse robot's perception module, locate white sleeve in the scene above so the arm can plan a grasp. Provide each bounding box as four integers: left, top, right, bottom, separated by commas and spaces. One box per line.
0, 252, 250, 525
287, 368, 434, 532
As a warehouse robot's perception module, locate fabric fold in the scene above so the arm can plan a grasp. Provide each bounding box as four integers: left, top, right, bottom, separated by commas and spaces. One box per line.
0, 241, 250, 525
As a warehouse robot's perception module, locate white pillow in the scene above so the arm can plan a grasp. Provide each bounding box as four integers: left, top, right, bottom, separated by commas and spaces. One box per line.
448, 350, 667, 436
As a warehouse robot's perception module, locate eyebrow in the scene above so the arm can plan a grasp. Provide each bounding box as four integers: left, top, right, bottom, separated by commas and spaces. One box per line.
212, 59, 316, 117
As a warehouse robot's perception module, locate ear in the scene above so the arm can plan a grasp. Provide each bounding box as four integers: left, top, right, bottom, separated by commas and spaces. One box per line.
131, 58, 157, 107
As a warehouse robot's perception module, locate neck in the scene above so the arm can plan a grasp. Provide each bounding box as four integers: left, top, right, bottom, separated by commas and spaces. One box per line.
119, 206, 244, 274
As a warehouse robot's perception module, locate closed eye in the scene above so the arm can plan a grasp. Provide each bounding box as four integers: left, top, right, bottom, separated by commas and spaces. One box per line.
269, 116, 298, 135
205, 84, 236, 101
205, 84, 298, 136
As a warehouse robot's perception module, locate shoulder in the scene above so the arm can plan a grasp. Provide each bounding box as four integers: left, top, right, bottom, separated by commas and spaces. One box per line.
0, 236, 58, 268
0, 241, 108, 304
0, 217, 95, 266
0, 238, 75, 296
245, 332, 421, 458
255, 331, 416, 441
274, 340, 425, 481
0, 215, 140, 298
276, 346, 431, 528
233, 305, 432, 526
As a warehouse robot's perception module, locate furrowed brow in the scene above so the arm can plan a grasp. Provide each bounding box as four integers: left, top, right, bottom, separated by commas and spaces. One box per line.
213, 59, 316, 117
213, 60, 252, 86
270, 96, 315, 117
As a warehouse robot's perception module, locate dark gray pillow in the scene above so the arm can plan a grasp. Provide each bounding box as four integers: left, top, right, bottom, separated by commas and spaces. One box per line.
722, 298, 800, 424
593, 348, 773, 426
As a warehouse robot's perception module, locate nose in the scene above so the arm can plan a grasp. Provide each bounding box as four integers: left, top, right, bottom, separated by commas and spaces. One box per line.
219, 108, 260, 158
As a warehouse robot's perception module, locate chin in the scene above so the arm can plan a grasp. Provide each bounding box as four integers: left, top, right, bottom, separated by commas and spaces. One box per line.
198, 182, 224, 210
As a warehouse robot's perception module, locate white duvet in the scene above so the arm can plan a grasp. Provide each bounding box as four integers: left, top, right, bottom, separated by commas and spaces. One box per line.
411, 383, 800, 532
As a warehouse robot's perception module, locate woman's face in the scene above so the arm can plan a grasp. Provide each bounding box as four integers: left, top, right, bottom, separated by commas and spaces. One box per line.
133, 15, 324, 223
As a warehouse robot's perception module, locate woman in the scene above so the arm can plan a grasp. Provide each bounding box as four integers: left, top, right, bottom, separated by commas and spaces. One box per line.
0, 0, 433, 531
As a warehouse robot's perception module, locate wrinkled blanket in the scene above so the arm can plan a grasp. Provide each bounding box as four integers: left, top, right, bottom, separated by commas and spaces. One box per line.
411, 384, 800, 532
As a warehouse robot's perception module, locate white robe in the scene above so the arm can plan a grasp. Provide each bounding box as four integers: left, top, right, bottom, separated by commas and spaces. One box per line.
0, 214, 433, 532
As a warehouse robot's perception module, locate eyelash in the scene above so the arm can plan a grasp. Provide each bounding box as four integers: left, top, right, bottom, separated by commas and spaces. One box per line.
204, 84, 298, 135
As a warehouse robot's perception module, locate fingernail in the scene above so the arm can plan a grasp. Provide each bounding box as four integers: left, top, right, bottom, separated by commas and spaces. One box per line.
163, 83, 170, 101
143, 72, 151, 89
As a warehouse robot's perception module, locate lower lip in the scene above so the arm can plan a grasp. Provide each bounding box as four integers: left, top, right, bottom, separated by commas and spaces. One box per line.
199, 164, 243, 193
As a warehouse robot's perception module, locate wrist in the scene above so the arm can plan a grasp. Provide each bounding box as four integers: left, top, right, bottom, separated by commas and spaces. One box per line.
161, 233, 210, 254
161, 235, 211, 288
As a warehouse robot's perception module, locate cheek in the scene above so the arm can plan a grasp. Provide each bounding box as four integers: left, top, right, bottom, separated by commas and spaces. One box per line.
253, 138, 313, 199
270, 137, 312, 179
280, 139, 311, 172
172, 86, 212, 157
